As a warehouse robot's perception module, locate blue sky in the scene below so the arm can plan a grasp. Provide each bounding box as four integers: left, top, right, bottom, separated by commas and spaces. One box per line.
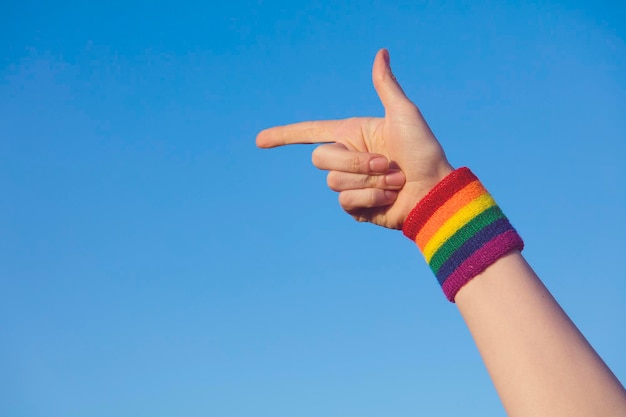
1, 1, 625, 416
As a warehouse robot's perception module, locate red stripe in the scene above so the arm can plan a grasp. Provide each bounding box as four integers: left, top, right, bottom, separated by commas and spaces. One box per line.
402, 167, 477, 241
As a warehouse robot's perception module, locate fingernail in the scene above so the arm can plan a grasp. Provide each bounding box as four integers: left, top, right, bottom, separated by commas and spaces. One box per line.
385, 171, 405, 186
382, 49, 390, 66
369, 157, 388, 173
382, 49, 394, 77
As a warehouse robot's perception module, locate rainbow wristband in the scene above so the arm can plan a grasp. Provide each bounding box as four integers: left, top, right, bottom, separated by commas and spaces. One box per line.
402, 167, 524, 302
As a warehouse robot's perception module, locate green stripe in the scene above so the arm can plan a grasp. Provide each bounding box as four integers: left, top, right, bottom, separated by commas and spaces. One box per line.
430, 206, 505, 274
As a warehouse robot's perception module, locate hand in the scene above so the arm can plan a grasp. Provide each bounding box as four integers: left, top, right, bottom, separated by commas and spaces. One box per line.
256, 49, 454, 230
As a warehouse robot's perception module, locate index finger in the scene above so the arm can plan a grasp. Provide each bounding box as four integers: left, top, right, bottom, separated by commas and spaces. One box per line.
256, 120, 345, 148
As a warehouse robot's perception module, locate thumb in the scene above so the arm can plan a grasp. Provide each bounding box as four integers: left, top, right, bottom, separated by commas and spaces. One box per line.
372, 49, 416, 114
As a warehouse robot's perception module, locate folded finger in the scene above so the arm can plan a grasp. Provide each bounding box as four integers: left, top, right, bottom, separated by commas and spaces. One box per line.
338, 189, 398, 211
312, 143, 390, 174
327, 170, 405, 192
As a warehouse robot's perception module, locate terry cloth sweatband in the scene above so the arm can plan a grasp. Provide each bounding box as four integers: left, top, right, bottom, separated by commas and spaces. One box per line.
402, 167, 524, 302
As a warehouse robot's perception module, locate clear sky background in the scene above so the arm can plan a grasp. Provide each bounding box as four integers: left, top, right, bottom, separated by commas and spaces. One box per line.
1, 1, 625, 416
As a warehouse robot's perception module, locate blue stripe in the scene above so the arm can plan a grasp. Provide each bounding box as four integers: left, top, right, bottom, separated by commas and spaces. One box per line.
435, 217, 514, 285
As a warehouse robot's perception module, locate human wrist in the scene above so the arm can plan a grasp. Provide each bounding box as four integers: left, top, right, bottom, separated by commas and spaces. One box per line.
402, 167, 524, 301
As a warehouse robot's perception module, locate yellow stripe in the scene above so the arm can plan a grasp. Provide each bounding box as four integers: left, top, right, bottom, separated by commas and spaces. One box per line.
422, 193, 496, 262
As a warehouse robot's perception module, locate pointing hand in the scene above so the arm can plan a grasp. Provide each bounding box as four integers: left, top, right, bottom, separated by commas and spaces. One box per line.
257, 49, 454, 229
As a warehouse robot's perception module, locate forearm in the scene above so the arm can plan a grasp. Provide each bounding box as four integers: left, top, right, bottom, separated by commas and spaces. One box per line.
401, 166, 626, 416
455, 251, 626, 417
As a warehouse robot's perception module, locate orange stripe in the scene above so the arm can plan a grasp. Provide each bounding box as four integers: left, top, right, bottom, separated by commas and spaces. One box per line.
415, 180, 488, 250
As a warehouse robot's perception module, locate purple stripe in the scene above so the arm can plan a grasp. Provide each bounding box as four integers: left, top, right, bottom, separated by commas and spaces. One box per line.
441, 230, 524, 302
435, 218, 513, 285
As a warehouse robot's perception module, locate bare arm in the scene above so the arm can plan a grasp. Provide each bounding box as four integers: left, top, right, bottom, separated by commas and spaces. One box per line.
257, 49, 626, 416
456, 251, 626, 416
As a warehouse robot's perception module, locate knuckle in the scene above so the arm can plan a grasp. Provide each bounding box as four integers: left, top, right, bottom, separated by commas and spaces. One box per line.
311, 145, 331, 168
338, 192, 353, 209
368, 175, 382, 188
368, 189, 379, 206
350, 155, 366, 174
326, 171, 342, 191
311, 147, 323, 167
348, 210, 367, 223
403, 102, 421, 118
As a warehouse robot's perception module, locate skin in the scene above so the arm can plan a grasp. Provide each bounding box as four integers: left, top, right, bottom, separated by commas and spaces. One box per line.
257, 49, 453, 229
257, 49, 626, 416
